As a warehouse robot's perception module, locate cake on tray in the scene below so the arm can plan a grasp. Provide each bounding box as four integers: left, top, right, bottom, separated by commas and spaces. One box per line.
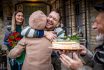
51, 41, 82, 51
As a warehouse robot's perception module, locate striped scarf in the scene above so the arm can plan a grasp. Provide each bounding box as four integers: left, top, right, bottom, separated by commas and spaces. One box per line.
21, 26, 44, 38
21, 26, 65, 40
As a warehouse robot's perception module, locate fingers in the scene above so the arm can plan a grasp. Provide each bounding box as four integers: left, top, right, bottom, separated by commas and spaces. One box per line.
80, 45, 86, 50
52, 34, 57, 39
60, 53, 83, 70
79, 45, 87, 55
60, 53, 81, 63
45, 31, 57, 41
60, 54, 73, 62
50, 34, 57, 41
60, 57, 70, 68
60, 54, 71, 68
52, 31, 57, 34
73, 53, 80, 60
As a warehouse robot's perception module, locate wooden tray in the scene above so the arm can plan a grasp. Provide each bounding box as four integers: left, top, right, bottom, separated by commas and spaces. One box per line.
51, 41, 82, 51
50, 47, 83, 51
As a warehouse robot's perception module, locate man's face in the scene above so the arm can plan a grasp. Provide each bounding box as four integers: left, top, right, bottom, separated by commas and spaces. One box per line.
45, 11, 60, 30
92, 12, 104, 34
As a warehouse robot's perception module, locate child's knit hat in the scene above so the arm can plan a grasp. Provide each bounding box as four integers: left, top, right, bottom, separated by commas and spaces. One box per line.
29, 10, 47, 30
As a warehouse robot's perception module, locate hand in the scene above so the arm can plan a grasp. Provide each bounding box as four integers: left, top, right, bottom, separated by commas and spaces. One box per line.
44, 31, 57, 41
60, 53, 83, 70
79, 45, 87, 55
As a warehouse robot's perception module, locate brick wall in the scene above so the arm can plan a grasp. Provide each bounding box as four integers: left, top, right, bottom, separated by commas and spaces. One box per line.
47, 0, 104, 51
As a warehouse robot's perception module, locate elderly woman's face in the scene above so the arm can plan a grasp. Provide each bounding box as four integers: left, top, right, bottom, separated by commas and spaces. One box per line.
15, 12, 24, 23
92, 12, 104, 34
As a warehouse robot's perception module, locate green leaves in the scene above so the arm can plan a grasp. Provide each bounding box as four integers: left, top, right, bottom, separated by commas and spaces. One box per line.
69, 35, 80, 41
63, 34, 80, 42
9, 36, 15, 39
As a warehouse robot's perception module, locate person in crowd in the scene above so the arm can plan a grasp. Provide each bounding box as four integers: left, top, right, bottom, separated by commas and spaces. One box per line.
21, 11, 64, 70
58, 2, 104, 70
8, 10, 61, 70
46, 11, 63, 70
4, 10, 25, 70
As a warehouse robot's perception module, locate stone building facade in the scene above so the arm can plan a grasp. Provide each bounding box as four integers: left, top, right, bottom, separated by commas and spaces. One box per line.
0, 0, 104, 69
47, 0, 104, 51
0, 0, 104, 50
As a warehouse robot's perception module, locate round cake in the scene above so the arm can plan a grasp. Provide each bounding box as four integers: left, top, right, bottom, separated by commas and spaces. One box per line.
52, 41, 82, 51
